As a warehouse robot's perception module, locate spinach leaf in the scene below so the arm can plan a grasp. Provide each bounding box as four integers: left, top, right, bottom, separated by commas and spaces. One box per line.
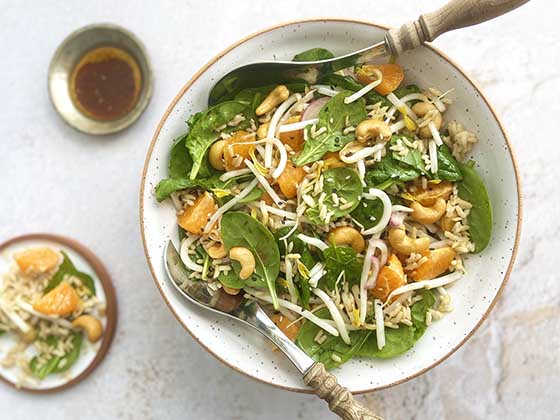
169, 134, 193, 179
187, 112, 204, 130
293, 48, 334, 62
458, 161, 493, 252
306, 168, 362, 224
357, 290, 435, 358
52, 332, 83, 373
154, 175, 224, 202
187, 101, 252, 179
45, 251, 95, 296
351, 197, 384, 229
365, 155, 420, 189
218, 271, 245, 290
390, 136, 427, 175
295, 91, 366, 166
221, 212, 281, 309
322, 246, 362, 290
236, 187, 263, 204
318, 74, 389, 106
393, 84, 421, 100
296, 308, 371, 369
29, 332, 83, 378
435, 144, 463, 182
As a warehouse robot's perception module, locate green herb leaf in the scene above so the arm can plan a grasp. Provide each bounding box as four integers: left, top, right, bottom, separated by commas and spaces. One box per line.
45, 252, 95, 296
29, 332, 83, 379
296, 308, 371, 369
187, 101, 252, 179
221, 212, 281, 309
393, 84, 421, 101
365, 155, 420, 189
390, 136, 427, 175
318, 74, 389, 106
293, 48, 335, 62
357, 290, 435, 358
306, 168, 362, 224
295, 91, 366, 166
218, 271, 245, 290
322, 246, 362, 290
52, 332, 83, 373
435, 144, 463, 182
351, 196, 384, 229
457, 161, 493, 252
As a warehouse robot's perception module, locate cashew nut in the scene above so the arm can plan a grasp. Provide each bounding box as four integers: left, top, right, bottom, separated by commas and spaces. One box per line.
411, 197, 447, 224
355, 119, 392, 143
208, 139, 226, 170
256, 122, 269, 139
412, 102, 442, 138
222, 285, 241, 295
440, 213, 456, 232
388, 228, 430, 255
20, 327, 36, 343
409, 181, 453, 206
72, 315, 103, 343
207, 242, 227, 259
256, 85, 289, 116
328, 226, 366, 253
229, 247, 255, 280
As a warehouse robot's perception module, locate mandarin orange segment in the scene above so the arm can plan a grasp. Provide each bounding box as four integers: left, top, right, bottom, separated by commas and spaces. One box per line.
356, 64, 404, 96
279, 116, 304, 152
410, 247, 456, 281
33, 282, 79, 316
370, 254, 406, 302
14, 247, 61, 275
277, 160, 306, 199
178, 192, 217, 235
271, 314, 300, 341
223, 131, 254, 171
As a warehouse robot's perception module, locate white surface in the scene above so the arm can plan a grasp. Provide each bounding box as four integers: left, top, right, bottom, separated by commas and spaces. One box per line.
0, 0, 558, 419
141, 19, 519, 393
0, 239, 107, 390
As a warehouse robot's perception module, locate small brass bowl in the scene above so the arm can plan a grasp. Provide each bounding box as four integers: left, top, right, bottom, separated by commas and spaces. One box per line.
48, 23, 153, 135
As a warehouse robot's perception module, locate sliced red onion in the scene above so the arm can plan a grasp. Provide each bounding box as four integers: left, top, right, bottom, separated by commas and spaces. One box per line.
365, 256, 380, 289
390, 211, 407, 227
302, 97, 329, 121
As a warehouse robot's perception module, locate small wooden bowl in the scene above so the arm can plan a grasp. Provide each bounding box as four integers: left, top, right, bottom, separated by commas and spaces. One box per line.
48, 23, 153, 135
0, 233, 117, 393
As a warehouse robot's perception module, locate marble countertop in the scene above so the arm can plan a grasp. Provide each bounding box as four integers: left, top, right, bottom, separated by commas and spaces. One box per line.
0, 1, 558, 419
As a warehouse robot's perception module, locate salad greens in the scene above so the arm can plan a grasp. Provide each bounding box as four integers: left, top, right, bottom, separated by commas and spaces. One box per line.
45, 251, 95, 296
322, 246, 362, 290
295, 91, 366, 166
458, 161, 493, 252
187, 101, 252, 179
306, 167, 362, 223
221, 212, 281, 309
29, 332, 83, 379
157, 45, 495, 370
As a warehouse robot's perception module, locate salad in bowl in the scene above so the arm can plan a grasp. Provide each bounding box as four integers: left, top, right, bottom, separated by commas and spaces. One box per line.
153, 46, 493, 370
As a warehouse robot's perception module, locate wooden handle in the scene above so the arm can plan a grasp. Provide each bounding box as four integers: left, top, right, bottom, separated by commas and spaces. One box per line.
386, 0, 530, 55
304, 363, 383, 420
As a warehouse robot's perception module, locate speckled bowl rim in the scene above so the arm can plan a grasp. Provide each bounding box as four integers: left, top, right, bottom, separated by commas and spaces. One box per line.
0, 233, 118, 394
139, 18, 522, 394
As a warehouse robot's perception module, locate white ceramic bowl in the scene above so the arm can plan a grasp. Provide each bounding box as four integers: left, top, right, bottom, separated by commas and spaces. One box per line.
140, 19, 521, 393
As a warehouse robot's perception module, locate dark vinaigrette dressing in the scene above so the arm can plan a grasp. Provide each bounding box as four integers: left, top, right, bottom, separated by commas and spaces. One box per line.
70, 46, 142, 121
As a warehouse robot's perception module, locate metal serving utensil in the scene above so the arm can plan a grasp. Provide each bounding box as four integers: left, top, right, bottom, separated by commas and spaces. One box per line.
208, 0, 528, 105
164, 241, 381, 420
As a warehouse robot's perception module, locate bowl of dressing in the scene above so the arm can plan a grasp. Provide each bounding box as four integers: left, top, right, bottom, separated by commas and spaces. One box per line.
48, 23, 153, 135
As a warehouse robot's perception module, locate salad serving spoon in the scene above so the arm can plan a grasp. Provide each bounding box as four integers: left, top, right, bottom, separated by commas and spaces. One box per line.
164, 241, 382, 420
208, 0, 529, 105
